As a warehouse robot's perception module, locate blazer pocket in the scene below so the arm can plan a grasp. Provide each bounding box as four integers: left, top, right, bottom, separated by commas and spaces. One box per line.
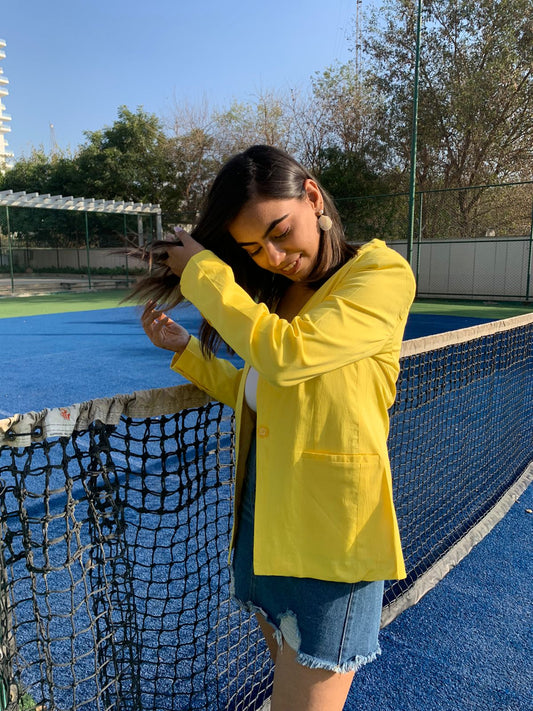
299, 451, 383, 552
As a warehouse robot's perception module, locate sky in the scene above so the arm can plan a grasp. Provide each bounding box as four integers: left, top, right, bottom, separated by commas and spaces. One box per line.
1, 0, 360, 160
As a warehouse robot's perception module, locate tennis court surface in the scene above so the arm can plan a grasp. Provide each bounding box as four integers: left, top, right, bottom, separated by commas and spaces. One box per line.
0, 302, 498, 416
0, 300, 531, 710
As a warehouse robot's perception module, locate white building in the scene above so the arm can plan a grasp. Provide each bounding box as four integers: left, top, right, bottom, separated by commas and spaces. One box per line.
0, 39, 14, 173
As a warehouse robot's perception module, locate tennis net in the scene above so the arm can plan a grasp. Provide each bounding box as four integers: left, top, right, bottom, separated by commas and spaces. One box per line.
0, 313, 532, 710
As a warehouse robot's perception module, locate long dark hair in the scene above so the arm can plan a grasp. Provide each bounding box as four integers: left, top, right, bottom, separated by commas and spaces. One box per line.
129, 145, 357, 355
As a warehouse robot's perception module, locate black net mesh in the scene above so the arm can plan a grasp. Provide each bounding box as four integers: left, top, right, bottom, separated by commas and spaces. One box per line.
385, 322, 533, 609
0, 318, 532, 710
0, 402, 271, 711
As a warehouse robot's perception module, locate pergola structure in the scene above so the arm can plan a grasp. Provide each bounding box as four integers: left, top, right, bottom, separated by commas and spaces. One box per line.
0, 189, 163, 290
0, 189, 162, 221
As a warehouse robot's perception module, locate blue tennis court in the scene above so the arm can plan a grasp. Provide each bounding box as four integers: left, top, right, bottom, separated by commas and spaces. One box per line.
1, 305, 490, 416
1, 305, 531, 711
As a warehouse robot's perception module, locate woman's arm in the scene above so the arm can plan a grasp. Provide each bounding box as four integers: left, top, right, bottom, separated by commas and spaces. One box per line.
142, 301, 244, 409
170, 336, 244, 410
178, 242, 416, 387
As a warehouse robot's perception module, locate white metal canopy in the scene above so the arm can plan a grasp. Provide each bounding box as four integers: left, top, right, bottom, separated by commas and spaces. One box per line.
0, 189, 161, 215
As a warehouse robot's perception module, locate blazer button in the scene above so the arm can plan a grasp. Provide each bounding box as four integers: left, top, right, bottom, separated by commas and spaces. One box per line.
257, 426, 269, 438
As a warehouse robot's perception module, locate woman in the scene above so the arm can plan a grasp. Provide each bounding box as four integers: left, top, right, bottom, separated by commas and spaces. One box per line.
137, 145, 416, 711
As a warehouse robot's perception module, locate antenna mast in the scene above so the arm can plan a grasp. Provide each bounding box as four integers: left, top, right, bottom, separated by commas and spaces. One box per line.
49, 123, 59, 155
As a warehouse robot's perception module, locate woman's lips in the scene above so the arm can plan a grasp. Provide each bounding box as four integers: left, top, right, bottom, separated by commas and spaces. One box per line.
281, 256, 301, 275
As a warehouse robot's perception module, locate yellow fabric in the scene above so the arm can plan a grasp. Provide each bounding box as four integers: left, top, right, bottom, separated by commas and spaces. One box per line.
171, 239, 416, 582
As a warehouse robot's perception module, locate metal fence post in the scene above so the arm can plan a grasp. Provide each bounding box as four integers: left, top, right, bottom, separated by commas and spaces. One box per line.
526, 197, 533, 302
5, 207, 14, 295
416, 192, 424, 288
84, 212, 92, 290
406, 0, 423, 265
137, 215, 144, 247
123, 214, 130, 287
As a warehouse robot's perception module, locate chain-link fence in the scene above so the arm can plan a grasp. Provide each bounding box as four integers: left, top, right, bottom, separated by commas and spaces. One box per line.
0, 204, 161, 295
339, 181, 533, 301
1, 183, 532, 300
339, 181, 533, 242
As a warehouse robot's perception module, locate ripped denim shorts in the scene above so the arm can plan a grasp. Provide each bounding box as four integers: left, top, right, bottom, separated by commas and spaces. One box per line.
230, 436, 384, 674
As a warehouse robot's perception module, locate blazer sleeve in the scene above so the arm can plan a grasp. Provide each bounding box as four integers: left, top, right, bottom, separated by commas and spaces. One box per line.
170, 335, 244, 410
180, 243, 416, 388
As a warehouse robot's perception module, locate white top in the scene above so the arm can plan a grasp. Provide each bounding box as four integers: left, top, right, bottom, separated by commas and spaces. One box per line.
244, 367, 259, 412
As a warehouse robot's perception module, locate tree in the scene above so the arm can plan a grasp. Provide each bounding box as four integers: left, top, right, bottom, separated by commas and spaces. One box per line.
0, 108, 175, 247
311, 63, 385, 166
166, 92, 297, 219
315, 146, 394, 241
0, 148, 54, 194
75, 106, 174, 206
1, 106, 177, 209
165, 100, 222, 220
364, 0, 533, 188
0, 149, 87, 248
211, 91, 295, 161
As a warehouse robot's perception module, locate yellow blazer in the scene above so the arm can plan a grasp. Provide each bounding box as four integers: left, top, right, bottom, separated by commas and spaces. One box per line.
171, 239, 416, 582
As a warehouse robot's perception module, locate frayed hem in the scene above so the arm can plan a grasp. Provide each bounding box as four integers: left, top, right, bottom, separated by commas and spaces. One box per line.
295, 644, 381, 674
229, 571, 382, 675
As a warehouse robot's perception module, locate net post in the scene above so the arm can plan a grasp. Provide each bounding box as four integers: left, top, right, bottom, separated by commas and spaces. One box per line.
0, 521, 17, 710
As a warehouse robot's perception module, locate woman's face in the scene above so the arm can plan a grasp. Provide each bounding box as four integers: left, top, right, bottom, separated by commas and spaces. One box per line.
228, 179, 323, 282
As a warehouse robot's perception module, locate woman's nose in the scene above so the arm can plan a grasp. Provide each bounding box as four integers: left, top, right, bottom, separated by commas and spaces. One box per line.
264, 242, 285, 267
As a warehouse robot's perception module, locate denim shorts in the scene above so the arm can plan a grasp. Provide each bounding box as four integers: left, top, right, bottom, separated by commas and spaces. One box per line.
231, 437, 384, 674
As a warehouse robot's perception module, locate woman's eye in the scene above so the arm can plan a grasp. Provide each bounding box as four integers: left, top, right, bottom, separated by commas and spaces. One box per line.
273, 227, 290, 241
245, 227, 290, 258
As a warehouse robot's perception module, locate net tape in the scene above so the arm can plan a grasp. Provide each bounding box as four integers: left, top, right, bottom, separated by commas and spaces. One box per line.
0, 313, 532, 710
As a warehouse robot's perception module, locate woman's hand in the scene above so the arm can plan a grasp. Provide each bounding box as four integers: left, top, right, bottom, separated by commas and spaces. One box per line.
141, 301, 191, 355
165, 227, 204, 277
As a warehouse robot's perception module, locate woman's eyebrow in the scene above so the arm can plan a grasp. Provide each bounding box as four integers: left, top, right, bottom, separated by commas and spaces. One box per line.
237, 214, 290, 246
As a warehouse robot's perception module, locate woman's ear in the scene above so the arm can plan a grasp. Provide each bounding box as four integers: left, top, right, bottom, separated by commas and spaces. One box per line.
303, 179, 322, 210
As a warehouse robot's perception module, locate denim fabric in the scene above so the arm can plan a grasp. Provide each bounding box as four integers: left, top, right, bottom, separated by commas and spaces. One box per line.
231, 437, 384, 673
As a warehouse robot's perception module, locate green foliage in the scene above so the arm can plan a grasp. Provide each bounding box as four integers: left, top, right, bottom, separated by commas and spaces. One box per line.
0, 106, 175, 211
0, 683, 40, 711
18, 691, 38, 710
316, 146, 399, 240
0, 263, 25, 274
76, 106, 174, 205
317, 146, 387, 198
364, 0, 533, 188
0, 149, 52, 193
